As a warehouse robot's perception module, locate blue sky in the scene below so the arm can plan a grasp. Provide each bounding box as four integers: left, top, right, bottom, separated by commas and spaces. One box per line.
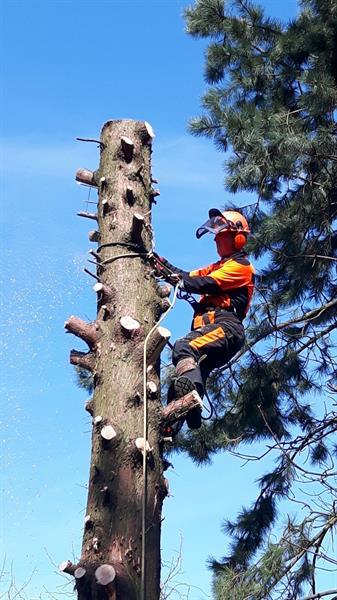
1, 0, 303, 597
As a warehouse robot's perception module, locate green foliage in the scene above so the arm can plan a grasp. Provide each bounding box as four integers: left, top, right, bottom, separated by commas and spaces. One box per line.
74, 366, 93, 394
212, 543, 286, 600
180, 0, 337, 596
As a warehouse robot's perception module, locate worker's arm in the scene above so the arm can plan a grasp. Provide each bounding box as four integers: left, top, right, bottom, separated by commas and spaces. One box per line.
156, 256, 184, 276
150, 253, 184, 284
182, 259, 252, 295
154, 257, 219, 288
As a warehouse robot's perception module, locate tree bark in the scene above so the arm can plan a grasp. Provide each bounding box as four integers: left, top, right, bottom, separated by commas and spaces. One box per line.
65, 120, 169, 600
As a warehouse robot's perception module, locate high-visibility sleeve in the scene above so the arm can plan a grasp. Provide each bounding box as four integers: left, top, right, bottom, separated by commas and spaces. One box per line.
189, 262, 218, 277
208, 260, 254, 291
182, 256, 254, 295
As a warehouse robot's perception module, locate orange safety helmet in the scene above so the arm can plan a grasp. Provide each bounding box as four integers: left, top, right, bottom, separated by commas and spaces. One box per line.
196, 208, 250, 249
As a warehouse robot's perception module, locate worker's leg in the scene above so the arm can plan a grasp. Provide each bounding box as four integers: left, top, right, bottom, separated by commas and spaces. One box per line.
171, 337, 204, 392
166, 333, 204, 431
168, 323, 244, 429
194, 322, 244, 382
169, 322, 244, 429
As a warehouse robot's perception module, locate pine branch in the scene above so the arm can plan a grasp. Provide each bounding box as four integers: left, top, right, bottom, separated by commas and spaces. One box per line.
299, 591, 337, 600
217, 297, 337, 375
184, 1, 337, 595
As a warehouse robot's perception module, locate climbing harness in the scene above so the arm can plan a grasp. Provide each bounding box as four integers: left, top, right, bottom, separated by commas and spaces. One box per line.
177, 288, 199, 311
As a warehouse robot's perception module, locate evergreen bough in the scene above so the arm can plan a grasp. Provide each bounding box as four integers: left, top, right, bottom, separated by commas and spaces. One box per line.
180, 1, 337, 597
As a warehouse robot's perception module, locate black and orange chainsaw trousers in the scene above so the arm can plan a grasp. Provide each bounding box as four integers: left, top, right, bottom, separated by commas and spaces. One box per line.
172, 313, 245, 394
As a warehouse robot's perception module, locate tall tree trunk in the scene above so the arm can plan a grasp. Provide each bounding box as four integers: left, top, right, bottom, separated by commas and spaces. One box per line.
62, 119, 200, 600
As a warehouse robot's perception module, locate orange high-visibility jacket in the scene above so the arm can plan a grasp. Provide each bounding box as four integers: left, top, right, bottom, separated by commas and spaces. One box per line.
182, 250, 255, 324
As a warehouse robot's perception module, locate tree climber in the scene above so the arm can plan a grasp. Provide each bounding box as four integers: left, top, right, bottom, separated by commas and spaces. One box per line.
152, 209, 255, 430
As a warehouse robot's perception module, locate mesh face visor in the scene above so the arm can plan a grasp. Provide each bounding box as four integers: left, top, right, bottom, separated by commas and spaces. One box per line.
196, 215, 235, 239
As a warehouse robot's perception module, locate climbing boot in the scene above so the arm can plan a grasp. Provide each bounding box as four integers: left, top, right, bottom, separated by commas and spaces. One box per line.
167, 376, 202, 430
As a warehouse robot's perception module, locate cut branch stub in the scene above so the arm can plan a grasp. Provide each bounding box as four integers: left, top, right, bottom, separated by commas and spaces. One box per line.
65, 316, 100, 350
100, 424, 117, 441
120, 315, 141, 338
95, 563, 116, 585
84, 515, 93, 529
135, 437, 152, 454
161, 390, 203, 427
84, 267, 100, 282
159, 298, 171, 313
144, 121, 155, 139
126, 186, 135, 205
121, 136, 134, 163
163, 477, 170, 497
101, 305, 110, 321
89, 249, 101, 261
100, 485, 110, 506
70, 350, 95, 372
145, 326, 171, 365
131, 212, 144, 244
76, 168, 97, 186
157, 283, 171, 298
102, 199, 109, 215
59, 560, 76, 575
93, 537, 99, 552
150, 188, 160, 198
93, 282, 114, 303
146, 381, 158, 397
88, 229, 100, 243
74, 566, 86, 579
85, 399, 94, 416
77, 211, 98, 221
141, 121, 155, 143
102, 198, 113, 216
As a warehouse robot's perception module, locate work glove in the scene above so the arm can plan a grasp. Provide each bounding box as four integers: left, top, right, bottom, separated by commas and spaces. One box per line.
150, 252, 183, 284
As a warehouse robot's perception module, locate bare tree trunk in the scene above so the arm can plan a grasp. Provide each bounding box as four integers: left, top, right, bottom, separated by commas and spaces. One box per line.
62, 120, 198, 600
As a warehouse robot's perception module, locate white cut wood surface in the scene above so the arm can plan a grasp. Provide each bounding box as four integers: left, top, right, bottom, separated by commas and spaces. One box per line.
95, 563, 116, 585
120, 315, 140, 332
144, 121, 155, 139
74, 566, 86, 579
135, 437, 151, 453
101, 425, 117, 441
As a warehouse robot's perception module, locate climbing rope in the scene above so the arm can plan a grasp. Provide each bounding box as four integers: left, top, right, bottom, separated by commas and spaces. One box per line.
201, 388, 216, 420
140, 283, 179, 600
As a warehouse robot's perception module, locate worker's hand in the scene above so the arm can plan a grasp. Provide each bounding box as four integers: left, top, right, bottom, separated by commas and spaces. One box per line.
150, 255, 168, 278
150, 253, 183, 283
167, 273, 181, 285
153, 253, 181, 273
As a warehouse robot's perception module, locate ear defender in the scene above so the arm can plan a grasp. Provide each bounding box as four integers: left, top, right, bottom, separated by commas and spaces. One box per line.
233, 232, 247, 250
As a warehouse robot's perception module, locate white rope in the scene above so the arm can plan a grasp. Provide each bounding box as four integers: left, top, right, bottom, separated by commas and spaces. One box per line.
140, 283, 179, 600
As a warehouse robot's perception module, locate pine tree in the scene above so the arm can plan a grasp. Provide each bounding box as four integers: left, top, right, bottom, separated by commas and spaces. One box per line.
180, 1, 337, 597
60, 120, 199, 599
